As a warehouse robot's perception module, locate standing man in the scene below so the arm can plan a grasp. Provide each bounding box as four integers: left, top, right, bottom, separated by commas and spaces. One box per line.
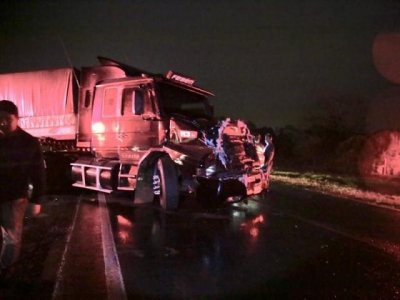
254, 133, 265, 165
0, 100, 46, 273
262, 133, 275, 184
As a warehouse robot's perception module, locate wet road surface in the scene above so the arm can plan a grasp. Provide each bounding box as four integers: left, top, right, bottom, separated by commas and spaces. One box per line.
1, 183, 400, 299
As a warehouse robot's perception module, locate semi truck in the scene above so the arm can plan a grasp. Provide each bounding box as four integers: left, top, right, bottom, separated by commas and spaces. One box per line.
0, 57, 268, 210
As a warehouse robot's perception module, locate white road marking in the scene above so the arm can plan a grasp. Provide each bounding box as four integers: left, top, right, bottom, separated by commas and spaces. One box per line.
98, 192, 128, 300
52, 196, 82, 300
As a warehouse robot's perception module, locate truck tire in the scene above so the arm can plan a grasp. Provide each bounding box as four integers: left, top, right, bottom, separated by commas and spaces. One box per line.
153, 156, 179, 211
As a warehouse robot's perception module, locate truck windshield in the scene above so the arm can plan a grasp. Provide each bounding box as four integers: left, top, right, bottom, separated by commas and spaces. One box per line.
156, 82, 212, 119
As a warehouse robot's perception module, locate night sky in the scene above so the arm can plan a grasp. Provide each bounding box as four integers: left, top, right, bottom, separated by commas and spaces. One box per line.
1, 0, 400, 131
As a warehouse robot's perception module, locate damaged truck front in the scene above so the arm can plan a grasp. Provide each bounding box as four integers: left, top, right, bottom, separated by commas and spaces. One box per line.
0, 57, 268, 210
166, 116, 268, 207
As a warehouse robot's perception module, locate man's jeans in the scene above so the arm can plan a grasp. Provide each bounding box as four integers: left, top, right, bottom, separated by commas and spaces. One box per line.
0, 198, 28, 269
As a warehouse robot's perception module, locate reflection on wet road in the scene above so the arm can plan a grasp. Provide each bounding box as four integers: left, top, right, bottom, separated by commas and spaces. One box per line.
1, 183, 400, 299
107, 194, 273, 299
106, 186, 400, 299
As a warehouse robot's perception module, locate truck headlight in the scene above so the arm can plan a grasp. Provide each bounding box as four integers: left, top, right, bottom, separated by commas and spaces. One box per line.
205, 165, 216, 176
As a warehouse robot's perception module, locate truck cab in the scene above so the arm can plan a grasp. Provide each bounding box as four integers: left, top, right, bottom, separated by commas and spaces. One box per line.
42, 57, 267, 210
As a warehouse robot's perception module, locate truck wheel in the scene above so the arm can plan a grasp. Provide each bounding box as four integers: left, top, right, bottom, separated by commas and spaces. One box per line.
152, 156, 179, 211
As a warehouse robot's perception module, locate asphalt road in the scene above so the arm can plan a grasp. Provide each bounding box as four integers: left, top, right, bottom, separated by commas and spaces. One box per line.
1, 183, 400, 299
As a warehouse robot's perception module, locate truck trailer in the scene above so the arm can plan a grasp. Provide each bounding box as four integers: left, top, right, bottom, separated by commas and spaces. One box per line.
0, 57, 268, 210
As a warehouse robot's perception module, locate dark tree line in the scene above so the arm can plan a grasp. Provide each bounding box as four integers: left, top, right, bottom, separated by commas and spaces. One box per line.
271, 125, 367, 175
251, 93, 400, 176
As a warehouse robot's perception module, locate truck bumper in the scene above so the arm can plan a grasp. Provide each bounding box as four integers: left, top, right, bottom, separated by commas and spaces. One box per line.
196, 170, 266, 203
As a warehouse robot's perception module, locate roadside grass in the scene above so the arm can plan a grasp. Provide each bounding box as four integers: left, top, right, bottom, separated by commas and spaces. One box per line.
270, 169, 400, 209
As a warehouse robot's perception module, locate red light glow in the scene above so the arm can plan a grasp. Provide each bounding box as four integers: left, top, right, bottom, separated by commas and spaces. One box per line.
117, 215, 133, 244
92, 121, 105, 134
240, 214, 265, 239
373, 32, 400, 85
117, 215, 133, 227
252, 215, 264, 225
249, 227, 259, 238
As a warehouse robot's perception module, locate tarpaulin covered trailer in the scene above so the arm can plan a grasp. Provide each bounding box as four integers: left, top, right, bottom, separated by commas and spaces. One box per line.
0, 68, 77, 140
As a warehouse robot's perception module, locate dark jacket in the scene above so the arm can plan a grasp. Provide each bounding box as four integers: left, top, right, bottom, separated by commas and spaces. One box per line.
0, 127, 46, 203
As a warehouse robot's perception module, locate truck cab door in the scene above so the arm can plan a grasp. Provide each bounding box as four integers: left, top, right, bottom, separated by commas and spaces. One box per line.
118, 85, 163, 149
91, 82, 164, 157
